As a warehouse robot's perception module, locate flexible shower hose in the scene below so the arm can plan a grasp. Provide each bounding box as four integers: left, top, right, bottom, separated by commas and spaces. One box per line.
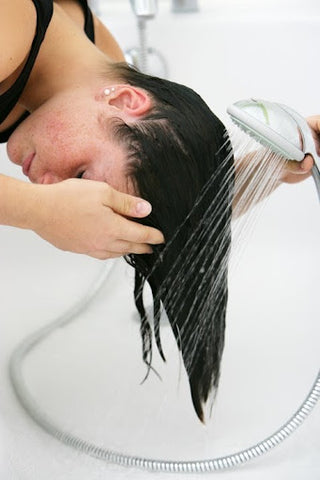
9, 262, 320, 474
138, 18, 148, 73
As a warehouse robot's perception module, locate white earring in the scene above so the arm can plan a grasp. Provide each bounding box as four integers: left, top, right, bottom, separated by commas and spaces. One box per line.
104, 87, 116, 96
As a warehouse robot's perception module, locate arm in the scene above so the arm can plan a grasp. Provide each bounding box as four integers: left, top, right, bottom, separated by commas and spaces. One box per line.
0, 175, 164, 259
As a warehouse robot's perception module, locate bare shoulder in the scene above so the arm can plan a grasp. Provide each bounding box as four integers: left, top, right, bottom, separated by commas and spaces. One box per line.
0, 0, 37, 83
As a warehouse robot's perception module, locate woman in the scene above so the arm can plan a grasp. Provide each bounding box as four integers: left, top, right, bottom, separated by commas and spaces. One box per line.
1, 0, 317, 420
0, 0, 165, 259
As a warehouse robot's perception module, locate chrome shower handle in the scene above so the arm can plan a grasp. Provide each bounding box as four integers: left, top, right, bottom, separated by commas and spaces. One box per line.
129, 0, 158, 19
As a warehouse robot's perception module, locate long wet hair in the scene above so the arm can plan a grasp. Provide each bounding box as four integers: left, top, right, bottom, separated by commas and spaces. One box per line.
111, 63, 234, 422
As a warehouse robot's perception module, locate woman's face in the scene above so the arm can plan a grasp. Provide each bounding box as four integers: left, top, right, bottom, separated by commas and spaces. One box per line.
6, 88, 133, 193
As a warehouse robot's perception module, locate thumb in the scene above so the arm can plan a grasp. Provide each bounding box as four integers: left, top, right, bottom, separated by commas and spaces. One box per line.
106, 186, 152, 218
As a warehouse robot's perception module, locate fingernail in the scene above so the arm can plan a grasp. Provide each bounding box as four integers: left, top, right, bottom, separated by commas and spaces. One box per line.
136, 201, 152, 216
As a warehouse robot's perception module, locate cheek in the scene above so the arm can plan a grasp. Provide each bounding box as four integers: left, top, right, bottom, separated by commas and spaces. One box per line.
42, 112, 76, 150
7, 111, 72, 161
7, 108, 92, 173
42, 110, 97, 158
38, 111, 90, 164
44, 116, 68, 143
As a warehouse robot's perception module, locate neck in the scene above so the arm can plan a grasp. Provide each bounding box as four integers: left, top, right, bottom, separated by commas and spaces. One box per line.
20, 3, 115, 111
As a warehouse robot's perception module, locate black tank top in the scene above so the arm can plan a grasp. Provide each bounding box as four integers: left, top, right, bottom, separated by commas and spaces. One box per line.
0, 0, 95, 143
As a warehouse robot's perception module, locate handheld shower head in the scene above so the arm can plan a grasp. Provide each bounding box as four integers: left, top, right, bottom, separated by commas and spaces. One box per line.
227, 98, 320, 201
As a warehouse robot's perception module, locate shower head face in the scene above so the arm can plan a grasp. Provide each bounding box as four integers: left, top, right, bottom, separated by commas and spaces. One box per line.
227, 99, 305, 161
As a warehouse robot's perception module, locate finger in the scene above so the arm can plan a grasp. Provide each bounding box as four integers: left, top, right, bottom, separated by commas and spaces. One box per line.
307, 116, 320, 135
281, 157, 313, 184
87, 242, 153, 258
286, 156, 313, 175
300, 155, 314, 172
86, 251, 123, 260
109, 240, 153, 255
112, 214, 165, 245
105, 185, 152, 218
307, 116, 320, 155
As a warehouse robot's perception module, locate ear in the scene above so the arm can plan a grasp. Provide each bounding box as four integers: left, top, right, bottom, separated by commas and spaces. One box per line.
107, 86, 152, 117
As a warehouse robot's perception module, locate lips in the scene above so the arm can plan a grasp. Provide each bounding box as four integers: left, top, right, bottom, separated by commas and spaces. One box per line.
22, 152, 35, 177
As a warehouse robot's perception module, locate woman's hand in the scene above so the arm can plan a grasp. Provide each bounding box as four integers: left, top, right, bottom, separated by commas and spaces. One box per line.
28, 179, 164, 259
279, 155, 313, 184
280, 115, 320, 184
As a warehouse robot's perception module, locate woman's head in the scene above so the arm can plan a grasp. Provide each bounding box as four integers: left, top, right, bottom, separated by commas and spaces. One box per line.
109, 63, 235, 421
6, 78, 152, 190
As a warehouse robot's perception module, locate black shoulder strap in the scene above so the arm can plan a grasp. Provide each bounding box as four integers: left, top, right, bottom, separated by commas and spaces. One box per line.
77, 0, 95, 42
0, 0, 54, 124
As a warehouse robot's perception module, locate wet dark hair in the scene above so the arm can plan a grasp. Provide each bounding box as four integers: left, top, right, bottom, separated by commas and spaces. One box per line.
111, 63, 234, 422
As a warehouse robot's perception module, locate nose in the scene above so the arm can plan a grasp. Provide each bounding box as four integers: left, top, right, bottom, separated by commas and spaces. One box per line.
40, 172, 62, 184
